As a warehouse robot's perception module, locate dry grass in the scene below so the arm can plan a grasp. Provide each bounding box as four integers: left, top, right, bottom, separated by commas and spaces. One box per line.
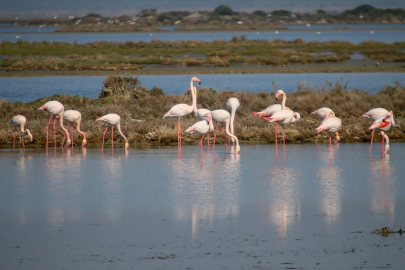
1, 77, 404, 148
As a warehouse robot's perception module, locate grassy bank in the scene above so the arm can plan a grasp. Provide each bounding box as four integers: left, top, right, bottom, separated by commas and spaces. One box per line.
1, 39, 405, 72
0, 76, 404, 148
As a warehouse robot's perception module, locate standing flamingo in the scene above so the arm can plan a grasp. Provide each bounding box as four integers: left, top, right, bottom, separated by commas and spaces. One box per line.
190, 86, 211, 147
38, 100, 70, 147
252, 90, 289, 118
264, 110, 301, 144
10, 115, 33, 150
311, 107, 335, 143
184, 113, 214, 149
368, 111, 394, 154
96, 113, 129, 150
62, 110, 87, 148
360, 108, 395, 153
163, 77, 200, 149
315, 116, 342, 146
226, 97, 240, 143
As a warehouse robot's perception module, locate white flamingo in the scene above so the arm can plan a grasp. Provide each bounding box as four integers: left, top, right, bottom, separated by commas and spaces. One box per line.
315, 116, 342, 145
62, 110, 87, 148
311, 107, 335, 143
10, 115, 33, 150
96, 113, 129, 150
226, 97, 240, 143
206, 111, 241, 154
38, 100, 70, 147
184, 113, 214, 148
163, 77, 200, 149
368, 111, 394, 154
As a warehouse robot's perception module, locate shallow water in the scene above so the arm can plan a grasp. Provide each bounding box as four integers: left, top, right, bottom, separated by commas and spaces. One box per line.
0, 143, 404, 269
1, 73, 404, 103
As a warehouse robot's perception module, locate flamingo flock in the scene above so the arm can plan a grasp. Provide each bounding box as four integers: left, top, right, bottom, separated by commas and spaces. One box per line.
7, 76, 395, 155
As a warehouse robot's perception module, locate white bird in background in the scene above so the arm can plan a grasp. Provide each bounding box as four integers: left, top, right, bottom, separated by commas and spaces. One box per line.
315, 116, 342, 146
209, 109, 241, 153
164, 77, 201, 149
368, 111, 394, 154
226, 97, 240, 143
38, 100, 70, 147
10, 115, 33, 150
96, 113, 129, 150
311, 107, 335, 143
62, 110, 87, 148
184, 113, 214, 149
360, 108, 394, 153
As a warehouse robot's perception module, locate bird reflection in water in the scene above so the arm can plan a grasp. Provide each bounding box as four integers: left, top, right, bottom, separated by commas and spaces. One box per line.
369, 153, 395, 222
268, 153, 301, 240
170, 149, 241, 240
317, 144, 343, 227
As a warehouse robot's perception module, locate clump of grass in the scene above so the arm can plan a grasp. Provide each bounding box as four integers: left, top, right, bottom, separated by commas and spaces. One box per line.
374, 226, 403, 237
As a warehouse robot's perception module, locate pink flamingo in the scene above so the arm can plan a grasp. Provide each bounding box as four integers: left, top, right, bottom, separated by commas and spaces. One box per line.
226, 97, 240, 144
164, 77, 200, 149
9, 115, 33, 150
190, 86, 211, 146
368, 111, 394, 154
38, 100, 70, 147
96, 113, 129, 150
252, 90, 289, 118
360, 108, 395, 153
311, 107, 335, 143
315, 116, 342, 146
184, 113, 214, 149
61, 110, 87, 148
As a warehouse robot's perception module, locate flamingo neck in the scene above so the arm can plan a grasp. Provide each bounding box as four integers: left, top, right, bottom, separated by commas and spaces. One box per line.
281, 92, 286, 110
75, 118, 87, 144
190, 79, 196, 111
224, 119, 240, 152
116, 123, 129, 149
229, 108, 236, 135
58, 111, 70, 143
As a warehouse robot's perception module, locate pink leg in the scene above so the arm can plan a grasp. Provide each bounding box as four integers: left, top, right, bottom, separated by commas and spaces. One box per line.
177, 118, 181, 150
46, 115, 53, 147
329, 134, 332, 146
369, 130, 374, 153
53, 116, 57, 148
221, 124, 228, 153
13, 127, 16, 150
212, 123, 219, 153
381, 132, 384, 154
275, 123, 278, 144
71, 125, 74, 148
198, 135, 205, 148
111, 126, 114, 149
282, 125, 285, 144
62, 123, 69, 147
102, 126, 108, 149
21, 131, 25, 150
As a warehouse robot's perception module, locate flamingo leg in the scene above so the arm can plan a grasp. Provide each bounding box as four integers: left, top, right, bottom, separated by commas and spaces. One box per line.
13, 127, 16, 150
212, 123, 219, 153
329, 133, 332, 146
102, 126, 108, 150
198, 135, 205, 148
21, 131, 25, 150
71, 125, 74, 148
275, 122, 278, 144
381, 132, 384, 154
221, 124, 228, 153
369, 130, 374, 153
62, 123, 68, 147
207, 134, 209, 149
45, 115, 53, 147
111, 125, 114, 149
177, 118, 181, 151
53, 116, 57, 148
282, 125, 285, 145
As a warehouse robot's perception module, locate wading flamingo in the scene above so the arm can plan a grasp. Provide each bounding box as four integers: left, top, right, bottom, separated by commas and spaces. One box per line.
164, 77, 200, 149
360, 108, 395, 153
190, 86, 211, 147
10, 115, 33, 150
184, 113, 214, 149
62, 110, 87, 148
252, 90, 289, 119
368, 111, 394, 154
264, 110, 301, 144
205, 111, 241, 154
38, 100, 70, 147
96, 113, 129, 150
315, 116, 342, 146
311, 107, 335, 143
226, 97, 240, 143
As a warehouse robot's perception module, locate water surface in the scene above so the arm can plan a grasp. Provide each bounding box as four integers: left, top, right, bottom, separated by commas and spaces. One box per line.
0, 143, 404, 269
1, 73, 404, 103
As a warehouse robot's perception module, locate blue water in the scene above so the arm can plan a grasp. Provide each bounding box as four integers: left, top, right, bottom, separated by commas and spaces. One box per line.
283, 23, 405, 30
0, 26, 59, 33
0, 143, 404, 269
0, 73, 404, 103
0, 29, 404, 44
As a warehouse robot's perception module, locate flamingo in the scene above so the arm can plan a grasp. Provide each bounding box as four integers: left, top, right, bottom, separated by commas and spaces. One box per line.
252, 90, 289, 118
38, 100, 70, 147
264, 110, 301, 144
368, 111, 394, 154
205, 111, 241, 154
226, 97, 240, 143
311, 107, 335, 143
184, 113, 214, 149
315, 116, 342, 146
62, 110, 87, 148
190, 86, 211, 147
163, 76, 200, 149
96, 113, 129, 150
9, 115, 33, 150
361, 108, 395, 153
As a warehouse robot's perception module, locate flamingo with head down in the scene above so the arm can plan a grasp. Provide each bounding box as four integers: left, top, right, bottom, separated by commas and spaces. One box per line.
311, 107, 335, 143
368, 111, 394, 154
315, 115, 342, 146
361, 108, 394, 153
96, 113, 129, 150
184, 113, 214, 149
62, 110, 87, 148
226, 97, 240, 144
10, 115, 33, 150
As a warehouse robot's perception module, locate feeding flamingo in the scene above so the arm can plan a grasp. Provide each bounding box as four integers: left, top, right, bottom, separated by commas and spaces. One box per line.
226, 97, 240, 143
311, 107, 335, 143
96, 113, 129, 150
9, 115, 33, 150
315, 116, 342, 146
164, 77, 200, 149
368, 111, 394, 154
184, 113, 214, 149
360, 108, 395, 153
61, 110, 87, 148
38, 100, 70, 147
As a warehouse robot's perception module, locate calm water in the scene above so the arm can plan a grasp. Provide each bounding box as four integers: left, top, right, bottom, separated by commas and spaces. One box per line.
283, 23, 405, 30
1, 143, 404, 269
1, 73, 404, 103
1, 29, 404, 44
